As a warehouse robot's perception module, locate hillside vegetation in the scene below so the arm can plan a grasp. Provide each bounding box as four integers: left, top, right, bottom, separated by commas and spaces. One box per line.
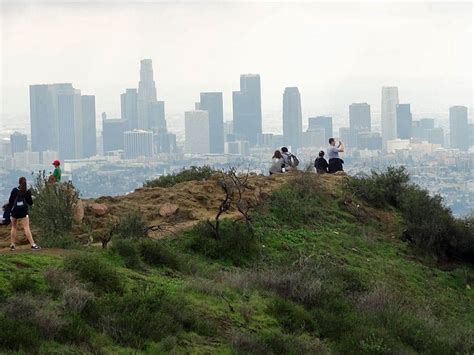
0, 169, 473, 354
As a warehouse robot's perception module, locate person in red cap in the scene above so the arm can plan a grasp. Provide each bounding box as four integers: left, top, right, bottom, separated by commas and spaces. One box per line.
52, 160, 62, 183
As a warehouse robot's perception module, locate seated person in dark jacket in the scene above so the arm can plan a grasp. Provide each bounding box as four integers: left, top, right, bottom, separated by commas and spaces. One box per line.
314, 151, 329, 174
327, 138, 345, 173
1, 203, 11, 225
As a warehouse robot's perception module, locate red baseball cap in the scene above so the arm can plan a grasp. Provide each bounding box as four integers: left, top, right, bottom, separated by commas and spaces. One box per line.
52, 160, 60, 166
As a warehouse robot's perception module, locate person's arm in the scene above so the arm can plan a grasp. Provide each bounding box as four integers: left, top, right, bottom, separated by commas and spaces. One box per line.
338, 141, 345, 152
26, 190, 33, 206
8, 188, 17, 206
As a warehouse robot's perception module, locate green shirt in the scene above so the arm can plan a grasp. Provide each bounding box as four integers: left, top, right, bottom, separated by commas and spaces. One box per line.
53, 167, 62, 182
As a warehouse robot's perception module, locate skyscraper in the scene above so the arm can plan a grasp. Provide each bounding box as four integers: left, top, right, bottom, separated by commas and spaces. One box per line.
449, 106, 469, 151
381, 86, 399, 148
396, 103, 412, 139
232, 74, 262, 146
349, 103, 371, 148
308, 116, 333, 143
124, 130, 154, 159
121, 89, 138, 130
185, 110, 210, 154
137, 59, 158, 129
200, 92, 224, 154
148, 101, 166, 131
10, 132, 28, 156
81, 95, 97, 158
102, 117, 128, 152
57, 87, 82, 160
282, 87, 303, 151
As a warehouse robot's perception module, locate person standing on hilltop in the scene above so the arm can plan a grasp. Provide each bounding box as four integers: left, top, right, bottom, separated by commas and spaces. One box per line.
314, 150, 329, 174
327, 138, 345, 173
9, 177, 40, 250
51, 160, 62, 183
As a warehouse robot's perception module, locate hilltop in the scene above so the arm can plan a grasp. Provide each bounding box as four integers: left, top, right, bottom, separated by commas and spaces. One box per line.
0, 169, 472, 354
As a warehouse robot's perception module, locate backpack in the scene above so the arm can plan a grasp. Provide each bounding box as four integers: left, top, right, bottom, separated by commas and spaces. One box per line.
11, 189, 28, 215
290, 154, 300, 168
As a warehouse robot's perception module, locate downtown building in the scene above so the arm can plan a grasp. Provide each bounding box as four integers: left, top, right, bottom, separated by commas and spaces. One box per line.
198, 92, 224, 154
282, 87, 303, 152
381, 86, 399, 149
308, 116, 333, 143
185, 110, 210, 154
349, 103, 371, 149
396, 103, 412, 139
232, 74, 262, 146
10, 132, 28, 156
124, 130, 154, 159
449, 106, 469, 151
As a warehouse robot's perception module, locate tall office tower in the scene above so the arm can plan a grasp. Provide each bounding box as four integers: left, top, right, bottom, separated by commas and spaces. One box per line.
148, 101, 166, 131
396, 104, 412, 139
308, 116, 333, 143
154, 129, 177, 154
412, 118, 435, 141
57, 87, 83, 160
427, 128, 444, 146
81, 95, 97, 158
232, 74, 262, 146
349, 103, 371, 132
301, 129, 326, 148
282, 87, 303, 151
185, 110, 210, 154
357, 132, 383, 150
10, 132, 28, 155
381, 86, 399, 148
449, 106, 469, 151
137, 59, 158, 129
200, 92, 224, 154
339, 127, 352, 146
121, 89, 138, 130
102, 117, 128, 152
469, 124, 474, 147
124, 130, 154, 159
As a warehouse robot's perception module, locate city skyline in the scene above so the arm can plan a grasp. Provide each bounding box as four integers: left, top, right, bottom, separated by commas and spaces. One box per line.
1, 1, 472, 123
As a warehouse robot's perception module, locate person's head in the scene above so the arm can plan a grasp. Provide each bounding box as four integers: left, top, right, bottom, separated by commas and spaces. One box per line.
52, 160, 60, 167
273, 150, 283, 159
18, 177, 27, 195
281, 147, 289, 153
319, 150, 325, 157
329, 138, 336, 146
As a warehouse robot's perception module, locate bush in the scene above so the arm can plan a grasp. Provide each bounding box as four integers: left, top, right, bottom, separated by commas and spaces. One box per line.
44, 267, 76, 294
112, 238, 142, 269
346, 166, 410, 208
112, 212, 147, 240
144, 166, 217, 188
187, 220, 260, 266
0, 315, 40, 352
29, 173, 79, 239
139, 239, 181, 270
38, 233, 80, 249
62, 286, 95, 313
267, 298, 316, 334
64, 254, 123, 294
10, 272, 40, 294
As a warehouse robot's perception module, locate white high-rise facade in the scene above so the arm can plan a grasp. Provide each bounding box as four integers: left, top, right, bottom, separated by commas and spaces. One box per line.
185, 110, 210, 154
124, 130, 154, 159
381, 86, 399, 149
137, 59, 158, 130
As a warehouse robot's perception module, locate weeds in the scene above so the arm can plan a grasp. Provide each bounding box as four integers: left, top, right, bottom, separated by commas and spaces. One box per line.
144, 166, 217, 188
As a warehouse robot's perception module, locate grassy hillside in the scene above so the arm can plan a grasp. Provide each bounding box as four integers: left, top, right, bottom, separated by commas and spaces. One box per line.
0, 171, 472, 354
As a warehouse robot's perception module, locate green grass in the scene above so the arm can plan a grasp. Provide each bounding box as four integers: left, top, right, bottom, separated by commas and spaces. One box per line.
0, 172, 472, 353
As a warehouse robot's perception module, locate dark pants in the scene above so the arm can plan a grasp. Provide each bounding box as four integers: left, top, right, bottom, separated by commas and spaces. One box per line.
328, 158, 344, 173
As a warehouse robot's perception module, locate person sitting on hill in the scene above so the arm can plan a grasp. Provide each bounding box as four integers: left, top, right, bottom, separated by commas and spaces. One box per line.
0, 203, 11, 226
9, 177, 40, 250
269, 150, 286, 175
327, 138, 345, 173
281, 147, 300, 171
50, 160, 62, 183
314, 150, 329, 174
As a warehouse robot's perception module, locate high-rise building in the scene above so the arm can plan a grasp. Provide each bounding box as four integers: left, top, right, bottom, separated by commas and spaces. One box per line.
301, 128, 326, 148
57, 87, 83, 160
102, 117, 128, 152
121, 89, 138, 130
137, 59, 158, 130
282, 87, 303, 151
185, 110, 210, 154
10, 132, 28, 156
469, 123, 474, 147
449, 106, 469, 151
396, 104, 412, 139
308, 116, 333, 143
199, 92, 224, 154
357, 132, 383, 150
154, 129, 177, 154
339, 127, 352, 147
124, 130, 154, 159
81, 95, 97, 158
381, 86, 399, 148
426, 128, 444, 146
232, 74, 262, 146
148, 101, 166, 131
349, 103, 371, 132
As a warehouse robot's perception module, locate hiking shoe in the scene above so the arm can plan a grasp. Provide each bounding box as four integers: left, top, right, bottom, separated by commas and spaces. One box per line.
31, 244, 41, 250
10, 245, 15, 251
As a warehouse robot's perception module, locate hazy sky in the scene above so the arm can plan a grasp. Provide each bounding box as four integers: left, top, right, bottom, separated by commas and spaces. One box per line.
1, 0, 472, 126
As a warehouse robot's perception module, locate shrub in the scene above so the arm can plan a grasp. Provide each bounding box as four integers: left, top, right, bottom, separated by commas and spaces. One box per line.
346, 166, 410, 208
64, 253, 123, 294
187, 219, 260, 266
267, 298, 316, 334
144, 166, 217, 188
0, 315, 40, 352
112, 211, 148, 239
44, 267, 77, 294
38, 233, 79, 249
29, 173, 79, 239
112, 238, 142, 269
62, 286, 95, 313
139, 239, 181, 270
10, 272, 40, 294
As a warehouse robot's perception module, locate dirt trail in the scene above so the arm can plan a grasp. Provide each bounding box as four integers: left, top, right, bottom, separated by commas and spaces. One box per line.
0, 172, 346, 252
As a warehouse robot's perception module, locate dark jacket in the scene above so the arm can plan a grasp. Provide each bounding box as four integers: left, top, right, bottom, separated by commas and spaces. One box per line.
9, 188, 33, 219
328, 158, 344, 174
1, 203, 11, 225
314, 157, 329, 173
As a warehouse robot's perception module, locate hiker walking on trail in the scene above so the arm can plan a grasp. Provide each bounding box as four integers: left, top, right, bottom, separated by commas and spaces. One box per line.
314, 150, 329, 174
327, 138, 345, 173
8, 177, 40, 251
281, 147, 300, 171
51, 160, 62, 183
269, 150, 286, 175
